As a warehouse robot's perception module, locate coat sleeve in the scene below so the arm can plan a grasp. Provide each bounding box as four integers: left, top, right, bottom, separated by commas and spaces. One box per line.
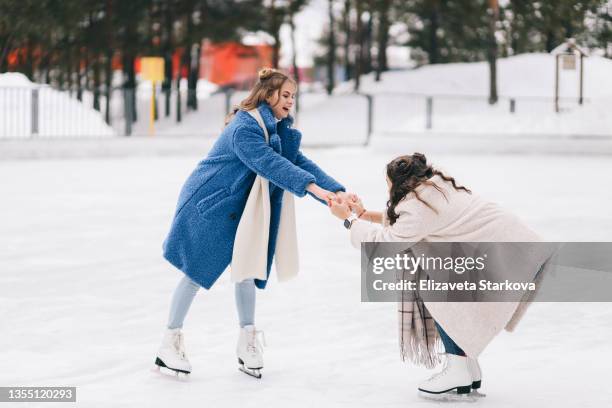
295, 150, 345, 193
233, 125, 316, 197
349, 201, 434, 248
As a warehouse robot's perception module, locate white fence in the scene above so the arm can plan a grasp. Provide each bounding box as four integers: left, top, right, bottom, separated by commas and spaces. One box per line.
1, 85, 607, 143
0, 86, 116, 138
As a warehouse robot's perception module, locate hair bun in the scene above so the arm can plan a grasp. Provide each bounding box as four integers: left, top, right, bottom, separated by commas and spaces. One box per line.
413, 152, 427, 165
258, 68, 276, 80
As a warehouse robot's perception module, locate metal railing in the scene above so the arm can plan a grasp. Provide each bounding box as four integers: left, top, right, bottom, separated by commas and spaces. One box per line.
0, 85, 117, 138
0, 84, 600, 144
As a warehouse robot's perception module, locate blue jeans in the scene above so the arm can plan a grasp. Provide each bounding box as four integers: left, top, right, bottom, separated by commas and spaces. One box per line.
435, 321, 466, 356
167, 276, 256, 329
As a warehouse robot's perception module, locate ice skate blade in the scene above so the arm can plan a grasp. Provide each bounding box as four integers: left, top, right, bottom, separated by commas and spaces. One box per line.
237, 358, 262, 370
153, 357, 191, 379
151, 365, 191, 380
418, 385, 472, 395
237, 358, 263, 378
238, 361, 262, 379
471, 390, 486, 398
155, 357, 191, 374
239, 365, 262, 378
418, 391, 478, 403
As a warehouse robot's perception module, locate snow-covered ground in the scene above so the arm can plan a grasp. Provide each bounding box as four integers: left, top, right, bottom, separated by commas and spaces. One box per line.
344, 53, 612, 98
2, 146, 612, 407
335, 53, 612, 138
128, 53, 612, 141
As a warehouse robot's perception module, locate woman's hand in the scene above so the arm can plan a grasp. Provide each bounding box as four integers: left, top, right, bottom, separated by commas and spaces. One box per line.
329, 200, 352, 219
306, 183, 336, 205
337, 191, 365, 216
346, 194, 364, 215
335, 191, 357, 205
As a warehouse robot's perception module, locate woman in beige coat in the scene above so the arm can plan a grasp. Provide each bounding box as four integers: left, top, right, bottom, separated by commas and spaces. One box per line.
329, 152, 546, 396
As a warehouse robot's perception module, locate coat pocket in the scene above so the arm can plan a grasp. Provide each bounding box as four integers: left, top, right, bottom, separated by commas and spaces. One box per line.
196, 187, 231, 217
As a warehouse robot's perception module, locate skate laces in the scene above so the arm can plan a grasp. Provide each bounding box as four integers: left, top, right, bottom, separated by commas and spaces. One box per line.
247, 329, 266, 355
173, 331, 188, 361
427, 354, 450, 382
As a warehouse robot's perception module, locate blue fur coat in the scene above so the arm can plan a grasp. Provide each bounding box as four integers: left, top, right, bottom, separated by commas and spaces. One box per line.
163, 102, 345, 289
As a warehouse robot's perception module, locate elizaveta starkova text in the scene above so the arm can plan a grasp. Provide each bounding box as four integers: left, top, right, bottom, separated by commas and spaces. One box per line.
372, 253, 487, 275
372, 280, 536, 291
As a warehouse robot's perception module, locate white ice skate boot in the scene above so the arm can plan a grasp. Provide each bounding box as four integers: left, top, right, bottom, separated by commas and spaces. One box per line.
418, 354, 472, 395
236, 325, 265, 378
154, 328, 192, 376
467, 357, 482, 389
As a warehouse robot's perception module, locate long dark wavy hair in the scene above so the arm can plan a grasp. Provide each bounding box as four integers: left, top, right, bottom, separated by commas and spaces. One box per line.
386, 153, 471, 225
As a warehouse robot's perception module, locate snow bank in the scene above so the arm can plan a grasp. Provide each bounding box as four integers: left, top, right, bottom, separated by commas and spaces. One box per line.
341, 53, 612, 98
0, 73, 116, 138
0, 72, 34, 88
334, 53, 612, 137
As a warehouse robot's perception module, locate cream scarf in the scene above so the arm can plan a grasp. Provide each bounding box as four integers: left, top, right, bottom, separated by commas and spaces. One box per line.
231, 109, 299, 283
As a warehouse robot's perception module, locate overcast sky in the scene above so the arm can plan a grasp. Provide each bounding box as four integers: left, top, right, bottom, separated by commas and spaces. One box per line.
278, 0, 328, 67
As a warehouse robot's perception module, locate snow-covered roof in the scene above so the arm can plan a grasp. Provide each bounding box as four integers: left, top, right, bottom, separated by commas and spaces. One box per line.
550, 38, 589, 56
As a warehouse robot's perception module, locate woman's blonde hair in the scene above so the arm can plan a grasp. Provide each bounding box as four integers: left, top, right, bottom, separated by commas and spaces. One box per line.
225, 68, 296, 125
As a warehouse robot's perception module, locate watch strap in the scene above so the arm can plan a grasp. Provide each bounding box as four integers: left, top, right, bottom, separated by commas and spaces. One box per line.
344, 215, 358, 229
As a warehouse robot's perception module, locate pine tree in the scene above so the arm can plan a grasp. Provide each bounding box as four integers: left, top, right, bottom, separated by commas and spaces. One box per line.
326, 0, 337, 94
374, 0, 392, 81
585, 1, 612, 56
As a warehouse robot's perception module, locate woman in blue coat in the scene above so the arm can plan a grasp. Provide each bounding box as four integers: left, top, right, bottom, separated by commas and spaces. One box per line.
155, 68, 349, 378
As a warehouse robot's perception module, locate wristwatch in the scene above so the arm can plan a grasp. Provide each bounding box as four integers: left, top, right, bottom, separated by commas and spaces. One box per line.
343, 214, 358, 230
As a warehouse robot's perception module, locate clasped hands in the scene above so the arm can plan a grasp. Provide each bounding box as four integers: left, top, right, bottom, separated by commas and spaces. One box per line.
306, 184, 364, 220
329, 191, 364, 221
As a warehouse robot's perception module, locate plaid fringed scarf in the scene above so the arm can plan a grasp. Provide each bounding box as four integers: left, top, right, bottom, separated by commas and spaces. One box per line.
397, 264, 443, 369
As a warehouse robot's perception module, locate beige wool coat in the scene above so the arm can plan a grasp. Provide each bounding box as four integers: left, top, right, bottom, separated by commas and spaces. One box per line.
350, 175, 544, 357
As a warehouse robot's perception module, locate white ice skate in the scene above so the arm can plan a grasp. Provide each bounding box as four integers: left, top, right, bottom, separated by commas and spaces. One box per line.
468, 357, 482, 389
236, 325, 265, 379
154, 328, 192, 377
467, 357, 486, 397
418, 354, 473, 397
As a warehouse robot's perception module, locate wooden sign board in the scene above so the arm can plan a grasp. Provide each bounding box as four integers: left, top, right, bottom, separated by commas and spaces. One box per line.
141, 57, 165, 82
561, 54, 576, 70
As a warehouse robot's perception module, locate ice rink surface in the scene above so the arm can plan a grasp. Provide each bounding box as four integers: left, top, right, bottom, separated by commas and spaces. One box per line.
2, 147, 612, 407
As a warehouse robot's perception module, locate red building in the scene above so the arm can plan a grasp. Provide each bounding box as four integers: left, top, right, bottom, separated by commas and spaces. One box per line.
199, 41, 273, 88
7, 40, 277, 88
